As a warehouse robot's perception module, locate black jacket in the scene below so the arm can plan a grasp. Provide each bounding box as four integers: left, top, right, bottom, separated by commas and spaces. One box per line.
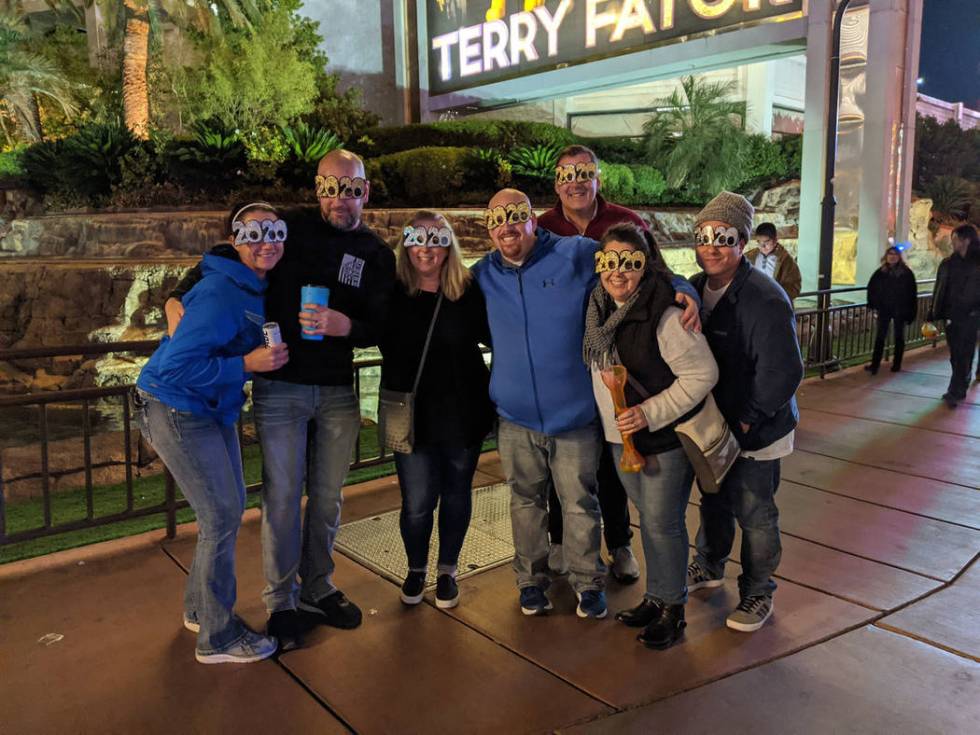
929, 252, 980, 322
614, 274, 701, 455
170, 207, 396, 386
379, 281, 495, 449
867, 265, 918, 322
690, 258, 803, 452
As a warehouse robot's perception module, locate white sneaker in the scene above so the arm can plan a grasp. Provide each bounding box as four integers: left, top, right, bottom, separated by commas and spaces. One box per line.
610, 546, 640, 584
183, 614, 200, 633
195, 630, 278, 664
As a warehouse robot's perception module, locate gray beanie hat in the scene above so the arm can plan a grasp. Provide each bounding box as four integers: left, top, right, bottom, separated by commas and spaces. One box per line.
695, 191, 754, 243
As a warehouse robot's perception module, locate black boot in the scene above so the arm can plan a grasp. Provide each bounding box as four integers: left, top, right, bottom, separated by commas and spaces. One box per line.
637, 602, 686, 650
615, 598, 663, 628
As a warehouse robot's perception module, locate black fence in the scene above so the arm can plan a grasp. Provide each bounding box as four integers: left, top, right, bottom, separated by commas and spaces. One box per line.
0, 280, 945, 550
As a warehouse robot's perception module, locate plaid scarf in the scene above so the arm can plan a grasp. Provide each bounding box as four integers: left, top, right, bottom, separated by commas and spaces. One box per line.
582, 275, 655, 369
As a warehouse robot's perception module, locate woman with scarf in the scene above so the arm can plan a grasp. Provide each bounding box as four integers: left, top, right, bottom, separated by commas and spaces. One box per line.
584, 223, 718, 650
865, 246, 918, 374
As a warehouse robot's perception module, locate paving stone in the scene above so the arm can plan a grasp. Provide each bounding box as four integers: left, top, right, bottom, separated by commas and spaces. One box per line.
448, 558, 874, 710
879, 558, 980, 661
781, 451, 980, 529
0, 546, 346, 735
561, 626, 980, 735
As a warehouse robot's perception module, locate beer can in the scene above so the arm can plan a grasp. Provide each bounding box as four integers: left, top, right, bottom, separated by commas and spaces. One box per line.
263, 322, 282, 347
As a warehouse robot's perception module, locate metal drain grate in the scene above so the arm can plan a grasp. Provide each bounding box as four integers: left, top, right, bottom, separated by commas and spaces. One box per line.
335, 483, 514, 587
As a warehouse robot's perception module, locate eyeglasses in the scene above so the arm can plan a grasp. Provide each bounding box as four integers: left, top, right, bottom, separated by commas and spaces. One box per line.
315, 175, 367, 199
595, 249, 646, 274
555, 162, 598, 186
232, 218, 288, 245
694, 225, 741, 248
403, 225, 452, 248
484, 202, 532, 231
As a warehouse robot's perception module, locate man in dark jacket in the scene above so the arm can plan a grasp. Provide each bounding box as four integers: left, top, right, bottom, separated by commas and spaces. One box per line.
928, 224, 980, 406
536, 144, 648, 584
685, 191, 804, 633
165, 150, 395, 646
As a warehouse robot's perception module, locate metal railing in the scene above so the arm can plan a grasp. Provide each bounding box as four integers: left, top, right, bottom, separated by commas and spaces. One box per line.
0, 279, 945, 549
795, 279, 941, 377
0, 341, 393, 548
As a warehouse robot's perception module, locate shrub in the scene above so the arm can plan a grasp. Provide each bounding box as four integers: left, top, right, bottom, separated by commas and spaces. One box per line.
0, 145, 26, 179
20, 138, 64, 194
507, 142, 563, 179
166, 120, 247, 191
600, 163, 666, 206
62, 120, 140, 201
587, 136, 646, 164
777, 135, 803, 178
464, 148, 512, 189
366, 146, 470, 207
926, 176, 975, 221
278, 121, 343, 186
736, 134, 790, 191
361, 120, 579, 157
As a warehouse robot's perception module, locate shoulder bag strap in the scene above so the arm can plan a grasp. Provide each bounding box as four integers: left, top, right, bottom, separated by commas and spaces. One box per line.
412, 292, 445, 394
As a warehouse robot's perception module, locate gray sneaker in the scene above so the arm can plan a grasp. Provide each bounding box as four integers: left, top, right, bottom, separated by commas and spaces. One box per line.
687, 561, 724, 592
548, 544, 569, 575
195, 630, 278, 664
610, 546, 640, 584
726, 595, 774, 632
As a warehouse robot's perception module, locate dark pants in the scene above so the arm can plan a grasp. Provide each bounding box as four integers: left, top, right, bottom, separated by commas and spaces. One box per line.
394, 443, 482, 571
548, 441, 632, 550
693, 456, 782, 600
871, 311, 906, 371
945, 313, 980, 400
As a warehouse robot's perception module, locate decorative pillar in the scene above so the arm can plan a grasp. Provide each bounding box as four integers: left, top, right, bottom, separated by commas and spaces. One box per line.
744, 61, 776, 136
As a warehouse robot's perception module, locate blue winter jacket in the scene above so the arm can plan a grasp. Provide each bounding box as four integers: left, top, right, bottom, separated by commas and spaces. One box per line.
472, 228, 698, 435
137, 253, 267, 425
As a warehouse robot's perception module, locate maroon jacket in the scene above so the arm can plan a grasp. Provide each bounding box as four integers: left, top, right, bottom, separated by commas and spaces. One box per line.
537, 194, 648, 240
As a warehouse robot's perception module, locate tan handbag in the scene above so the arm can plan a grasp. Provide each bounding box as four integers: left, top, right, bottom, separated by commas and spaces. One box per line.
674, 393, 740, 494
378, 293, 444, 454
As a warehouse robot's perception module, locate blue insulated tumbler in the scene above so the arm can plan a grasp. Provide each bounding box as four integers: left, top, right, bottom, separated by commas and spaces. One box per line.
301, 284, 330, 341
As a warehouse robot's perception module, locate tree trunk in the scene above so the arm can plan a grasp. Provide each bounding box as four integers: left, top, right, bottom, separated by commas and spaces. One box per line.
8, 90, 44, 143
122, 0, 150, 139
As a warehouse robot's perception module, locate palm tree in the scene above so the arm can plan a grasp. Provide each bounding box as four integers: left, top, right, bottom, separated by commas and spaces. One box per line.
643, 75, 747, 198
0, 10, 77, 142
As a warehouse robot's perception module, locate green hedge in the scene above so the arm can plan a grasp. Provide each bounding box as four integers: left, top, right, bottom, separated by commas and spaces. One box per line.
0, 146, 26, 179
362, 120, 580, 157
599, 162, 667, 206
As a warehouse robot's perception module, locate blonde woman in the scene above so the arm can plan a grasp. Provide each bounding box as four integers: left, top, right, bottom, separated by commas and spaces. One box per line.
380, 211, 495, 608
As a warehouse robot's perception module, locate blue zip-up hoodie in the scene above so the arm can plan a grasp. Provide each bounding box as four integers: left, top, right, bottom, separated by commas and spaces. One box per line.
137, 253, 266, 425
472, 228, 597, 435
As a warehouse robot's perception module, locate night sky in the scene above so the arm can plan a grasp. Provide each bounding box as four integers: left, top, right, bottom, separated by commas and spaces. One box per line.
917, 0, 980, 107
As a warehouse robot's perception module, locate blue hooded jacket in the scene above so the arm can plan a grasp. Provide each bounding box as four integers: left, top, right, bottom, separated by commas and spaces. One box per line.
473, 228, 700, 436
137, 253, 267, 425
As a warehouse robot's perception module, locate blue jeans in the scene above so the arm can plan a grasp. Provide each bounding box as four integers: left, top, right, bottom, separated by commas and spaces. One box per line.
497, 418, 606, 594
694, 456, 782, 599
135, 390, 247, 654
252, 377, 360, 613
394, 443, 482, 572
612, 444, 694, 606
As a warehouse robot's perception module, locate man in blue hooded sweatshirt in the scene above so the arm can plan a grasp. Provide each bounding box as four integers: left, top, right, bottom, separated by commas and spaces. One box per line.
472, 188, 699, 619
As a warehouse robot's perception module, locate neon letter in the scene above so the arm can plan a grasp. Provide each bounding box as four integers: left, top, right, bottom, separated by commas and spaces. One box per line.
586, 0, 618, 47
458, 24, 483, 77
661, 0, 676, 30
534, 0, 572, 57
689, 0, 736, 20
611, 0, 656, 42
483, 20, 510, 72
431, 31, 459, 82
510, 12, 539, 65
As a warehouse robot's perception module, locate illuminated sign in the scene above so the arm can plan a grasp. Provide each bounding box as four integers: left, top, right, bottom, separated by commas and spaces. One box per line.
427, 0, 804, 95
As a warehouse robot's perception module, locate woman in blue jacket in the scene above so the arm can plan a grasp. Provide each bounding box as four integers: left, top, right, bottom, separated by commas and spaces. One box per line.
135, 202, 289, 664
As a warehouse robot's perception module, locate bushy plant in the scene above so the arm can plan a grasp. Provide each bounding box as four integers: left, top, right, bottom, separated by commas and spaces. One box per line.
0, 145, 25, 179
366, 146, 480, 207
507, 142, 563, 179
914, 114, 980, 191
167, 120, 247, 191
588, 136, 646, 164
600, 163, 667, 206
362, 120, 578, 157
926, 175, 975, 221
464, 147, 512, 189
736, 134, 790, 191
62, 120, 140, 199
19, 138, 63, 193
277, 121, 344, 186
777, 135, 803, 179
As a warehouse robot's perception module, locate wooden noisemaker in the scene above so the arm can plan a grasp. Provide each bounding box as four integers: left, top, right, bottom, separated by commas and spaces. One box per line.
600, 366, 646, 473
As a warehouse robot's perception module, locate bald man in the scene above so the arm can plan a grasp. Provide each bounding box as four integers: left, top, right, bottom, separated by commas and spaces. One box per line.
472, 188, 700, 620
166, 150, 395, 646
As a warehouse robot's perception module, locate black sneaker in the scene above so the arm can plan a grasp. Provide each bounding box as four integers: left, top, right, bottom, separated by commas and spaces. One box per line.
298, 590, 363, 629
400, 571, 426, 605
435, 574, 460, 609
266, 609, 306, 652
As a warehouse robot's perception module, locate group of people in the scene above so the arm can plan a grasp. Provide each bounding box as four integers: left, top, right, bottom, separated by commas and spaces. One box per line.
863, 226, 980, 405
136, 143, 810, 665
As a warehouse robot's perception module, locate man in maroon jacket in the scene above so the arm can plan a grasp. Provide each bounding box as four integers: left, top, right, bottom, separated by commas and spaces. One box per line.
536, 144, 647, 584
